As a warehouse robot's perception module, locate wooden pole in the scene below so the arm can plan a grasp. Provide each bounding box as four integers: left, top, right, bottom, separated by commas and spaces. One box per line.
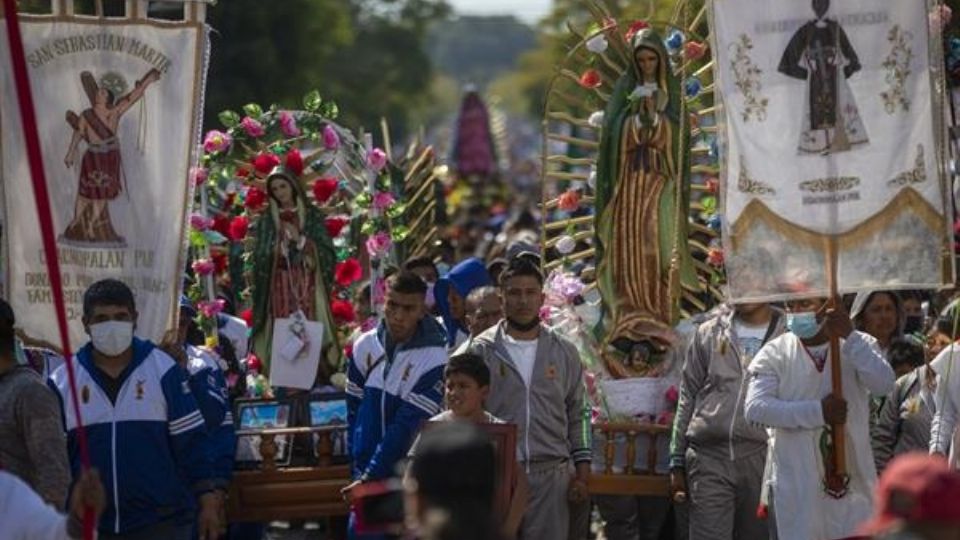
825, 237, 847, 496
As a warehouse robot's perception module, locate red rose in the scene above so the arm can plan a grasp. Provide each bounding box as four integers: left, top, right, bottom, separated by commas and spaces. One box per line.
557, 189, 581, 212
235, 166, 251, 179
252, 153, 281, 176
325, 216, 349, 238
285, 148, 304, 176
625, 20, 649, 42
330, 299, 356, 324
212, 214, 231, 238
312, 177, 339, 204
212, 253, 228, 273
579, 69, 602, 89
239, 308, 253, 328
228, 215, 250, 241
245, 186, 267, 210
246, 354, 262, 373
335, 257, 363, 287
343, 342, 354, 360
224, 192, 237, 208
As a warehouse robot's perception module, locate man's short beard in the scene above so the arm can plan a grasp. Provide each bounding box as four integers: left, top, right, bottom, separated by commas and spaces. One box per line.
506, 316, 540, 333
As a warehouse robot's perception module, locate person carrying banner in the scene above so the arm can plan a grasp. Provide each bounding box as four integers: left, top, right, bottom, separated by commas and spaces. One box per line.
344, 271, 448, 539
744, 296, 894, 540
670, 301, 784, 540
48, 279, 224, 539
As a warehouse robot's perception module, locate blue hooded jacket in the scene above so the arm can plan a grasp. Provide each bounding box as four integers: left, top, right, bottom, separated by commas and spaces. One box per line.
434, 257, 492, 347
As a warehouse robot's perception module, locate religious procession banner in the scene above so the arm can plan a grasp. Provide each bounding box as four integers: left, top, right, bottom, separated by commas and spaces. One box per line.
0, 4, 207, 345
710, 0, 954, 301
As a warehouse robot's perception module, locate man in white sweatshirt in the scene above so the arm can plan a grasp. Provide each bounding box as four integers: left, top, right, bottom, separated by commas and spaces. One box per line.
2, 467, 105, 539
744, 296, 894, 540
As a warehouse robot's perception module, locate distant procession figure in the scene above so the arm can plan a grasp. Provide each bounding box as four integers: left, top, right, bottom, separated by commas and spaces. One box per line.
62, 68, 160, 246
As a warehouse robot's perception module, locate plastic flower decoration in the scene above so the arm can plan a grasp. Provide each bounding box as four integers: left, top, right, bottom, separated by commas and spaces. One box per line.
579, 69, 602, 89
586, 34, 609, 54
203, 130, 231, 153
555, 235, 577, 255
278, 111, 300, 137
557, 189, 582, 212
240, 116, 265, 138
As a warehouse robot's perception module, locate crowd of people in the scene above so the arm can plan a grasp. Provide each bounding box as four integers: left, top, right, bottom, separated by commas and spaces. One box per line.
3, 228, 960, 540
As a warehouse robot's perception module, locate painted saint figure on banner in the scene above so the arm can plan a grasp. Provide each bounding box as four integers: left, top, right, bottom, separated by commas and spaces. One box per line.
61, 68, 160, 246
778, 0, 868, 154
594, 27, 699, 375
250, 167, 339, 378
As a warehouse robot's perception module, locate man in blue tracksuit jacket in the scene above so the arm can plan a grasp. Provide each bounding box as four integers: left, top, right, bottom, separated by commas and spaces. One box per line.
170, 297, 236, 489
344, 272, 448, 538
49, 279, 224, 539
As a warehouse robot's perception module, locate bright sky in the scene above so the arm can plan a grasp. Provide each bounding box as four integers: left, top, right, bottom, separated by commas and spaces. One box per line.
446, 0, 552, 24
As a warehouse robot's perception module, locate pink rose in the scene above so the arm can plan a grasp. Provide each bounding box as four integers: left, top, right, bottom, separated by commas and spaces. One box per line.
203, 130, 232, 153
365, 231, 393, 258
240, 116, 265, 138
189, 167, 208, 187
190, 213, 213, 232
665, 384, 679, 404
367, 148, 387, 172
322, 125, 340, 150
192, 259, 215, 276
198, 299, 226, 318
279, 111, 300, 137
372, 191, 396, 212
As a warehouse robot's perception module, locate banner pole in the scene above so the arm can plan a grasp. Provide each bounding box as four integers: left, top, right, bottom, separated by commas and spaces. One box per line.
826, 236, 847, 496
2, 2, 94, 537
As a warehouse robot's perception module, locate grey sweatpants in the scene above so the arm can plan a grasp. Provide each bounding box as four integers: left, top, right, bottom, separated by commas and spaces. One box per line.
686, 447, 768, 540
521, 460, 585, 540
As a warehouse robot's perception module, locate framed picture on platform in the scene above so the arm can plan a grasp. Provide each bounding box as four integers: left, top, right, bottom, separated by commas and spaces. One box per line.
421, 421, 517, 518
234, 399, 292, 468
309, 393, 349, 464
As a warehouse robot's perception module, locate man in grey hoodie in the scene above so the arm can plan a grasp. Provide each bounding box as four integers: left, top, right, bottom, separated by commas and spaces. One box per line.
669, 302, 785, 540
465, 257, 591, 540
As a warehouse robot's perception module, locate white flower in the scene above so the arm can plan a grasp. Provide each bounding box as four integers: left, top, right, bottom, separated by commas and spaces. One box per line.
556, 235, 577, 255
586, 34, 608, 54
587, 168, 597, 190
330, 372, 347, 390
588, 111, 605, 128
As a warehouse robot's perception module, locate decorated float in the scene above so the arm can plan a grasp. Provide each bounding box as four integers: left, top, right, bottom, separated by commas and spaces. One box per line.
538, 0, 724, 498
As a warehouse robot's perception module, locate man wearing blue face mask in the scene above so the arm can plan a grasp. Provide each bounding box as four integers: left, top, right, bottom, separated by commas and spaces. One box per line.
48, 279, 224, 539
744, 296, 895, 540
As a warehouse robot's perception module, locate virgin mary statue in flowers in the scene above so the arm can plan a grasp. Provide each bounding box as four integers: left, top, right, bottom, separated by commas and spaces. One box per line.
250, 164, 339, 377
594, 26, 698, 368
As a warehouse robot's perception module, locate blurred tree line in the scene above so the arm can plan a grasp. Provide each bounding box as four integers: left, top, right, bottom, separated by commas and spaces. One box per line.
205, 0, 450, 141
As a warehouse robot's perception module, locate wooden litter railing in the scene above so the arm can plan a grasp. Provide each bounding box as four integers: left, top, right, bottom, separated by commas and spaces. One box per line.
227, 425, 351, 522
589, 422, 671, 497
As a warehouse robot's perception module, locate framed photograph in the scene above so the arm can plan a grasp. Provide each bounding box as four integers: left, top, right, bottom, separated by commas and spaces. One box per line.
421, 421, 516, 518
309, 393, 349, 463
234, 399, 293, 468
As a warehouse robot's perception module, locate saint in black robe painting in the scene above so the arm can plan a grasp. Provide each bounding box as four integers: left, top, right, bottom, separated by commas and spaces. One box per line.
778, 0, 868, 154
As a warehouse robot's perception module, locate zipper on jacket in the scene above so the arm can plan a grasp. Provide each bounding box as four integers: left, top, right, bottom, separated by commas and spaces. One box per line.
492, 349, 532, 473
728, 337, 745, 462
112, 415, 120, 533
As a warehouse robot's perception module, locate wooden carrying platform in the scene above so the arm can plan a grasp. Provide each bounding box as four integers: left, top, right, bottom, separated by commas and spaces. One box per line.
226, 422, 670, 522
227, 427, 351, 521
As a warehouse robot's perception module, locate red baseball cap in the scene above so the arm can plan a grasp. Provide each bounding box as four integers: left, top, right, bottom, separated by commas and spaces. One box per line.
859, 452, 960, 535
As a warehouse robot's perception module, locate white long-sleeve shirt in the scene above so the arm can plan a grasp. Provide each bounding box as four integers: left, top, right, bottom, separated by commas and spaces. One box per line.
0, 471, 80, 540
744, 331, 894, 540
930, 343, 960, 456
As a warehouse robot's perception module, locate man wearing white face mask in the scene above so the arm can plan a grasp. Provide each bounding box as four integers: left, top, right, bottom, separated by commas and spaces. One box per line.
48, 279, 223, 539
744, 296, 894, 540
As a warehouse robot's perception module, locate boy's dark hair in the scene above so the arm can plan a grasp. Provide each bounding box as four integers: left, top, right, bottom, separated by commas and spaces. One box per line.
445, 353, 490, 388
499, 256, 544, 287
887, 338, 924, 372
403, 256, 438, 276
387, 271, 428, 296
83, 279, 136, 319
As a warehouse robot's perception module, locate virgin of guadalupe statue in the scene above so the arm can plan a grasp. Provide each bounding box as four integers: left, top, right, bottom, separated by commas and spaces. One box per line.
778, 0, 868, 154
594, 27, 699, 370
250, 167, 339, 378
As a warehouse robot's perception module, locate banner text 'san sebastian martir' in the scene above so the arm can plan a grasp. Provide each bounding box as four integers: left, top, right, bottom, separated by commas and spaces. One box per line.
25, 32, 173, 73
